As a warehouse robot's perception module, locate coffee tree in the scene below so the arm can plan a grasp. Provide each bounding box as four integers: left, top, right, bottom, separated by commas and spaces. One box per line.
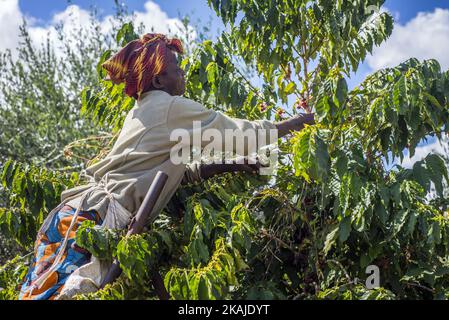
2, 0, 449, 300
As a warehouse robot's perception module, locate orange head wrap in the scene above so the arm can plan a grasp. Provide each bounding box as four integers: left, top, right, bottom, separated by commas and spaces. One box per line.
102, 33, 184, 99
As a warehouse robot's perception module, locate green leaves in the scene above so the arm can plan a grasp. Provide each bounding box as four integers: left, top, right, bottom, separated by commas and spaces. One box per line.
323, 224, 339, 256
116, 22, 139, 46
408, 153, 449, 197
392, 75, 408, 114
96, 49, 112, 79
154, 173, 265, 300
183, 37, 266, 119
116, 234, 159, 283
0, 160, 80, 248
338, 216, 352, 243
187, 225, 210, 265
334, 77, 348, 108
349, 58, 449, 162
80, 80, 135, 133
314, 76, 348, 125
212, 0, 394, 83
424, 154, 449, 196
205, 62, 218, 87
292, 126, 330, 183
207, 0, 238, 25
76, 221, 120, 260
315, 95, 332, 123
165, 238, 245, 299
0, 254, 29, 300
284, 82, 297, 96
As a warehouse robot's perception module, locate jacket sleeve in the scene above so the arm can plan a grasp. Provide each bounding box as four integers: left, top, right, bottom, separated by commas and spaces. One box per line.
167, 96, 278, 157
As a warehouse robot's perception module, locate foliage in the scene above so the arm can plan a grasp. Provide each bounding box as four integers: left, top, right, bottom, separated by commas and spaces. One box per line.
1, 0, 449, 300
1, 159, 81, 250
0, 16, 107, 169
0, 254, 30, 300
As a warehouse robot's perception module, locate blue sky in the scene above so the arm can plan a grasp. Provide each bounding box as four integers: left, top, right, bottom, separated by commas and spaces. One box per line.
18, 0, 221, 25
384, 0, 449, 22
3, 0, 449, 169
17, 0, 449, 26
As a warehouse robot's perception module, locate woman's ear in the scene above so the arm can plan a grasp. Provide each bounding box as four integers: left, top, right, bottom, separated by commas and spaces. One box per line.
152, 75, 164, 89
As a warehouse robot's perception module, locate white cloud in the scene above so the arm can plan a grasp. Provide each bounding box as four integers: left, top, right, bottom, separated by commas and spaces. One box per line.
134, 1, 193, 36
367, 8, 449, 71
0, 0, 22, 53
0, 1, 195, 56
367, 8, 449, 175
24, 5, 89, 49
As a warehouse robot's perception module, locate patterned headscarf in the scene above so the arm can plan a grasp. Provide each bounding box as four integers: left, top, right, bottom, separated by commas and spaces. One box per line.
102, 33, 184, 99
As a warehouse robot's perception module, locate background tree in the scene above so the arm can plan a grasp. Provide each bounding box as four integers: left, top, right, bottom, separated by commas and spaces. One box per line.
2, 0, 449, 300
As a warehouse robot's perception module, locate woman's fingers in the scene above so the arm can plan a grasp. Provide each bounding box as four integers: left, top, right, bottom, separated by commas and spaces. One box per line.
300, 112, 315, 125
233, 163, 260, 174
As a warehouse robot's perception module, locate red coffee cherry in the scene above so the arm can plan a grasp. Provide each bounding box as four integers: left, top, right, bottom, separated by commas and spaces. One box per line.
276, 108, 285, 116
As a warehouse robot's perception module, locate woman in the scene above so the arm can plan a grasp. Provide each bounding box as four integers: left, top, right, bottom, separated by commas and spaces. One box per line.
19, 33, 315, 300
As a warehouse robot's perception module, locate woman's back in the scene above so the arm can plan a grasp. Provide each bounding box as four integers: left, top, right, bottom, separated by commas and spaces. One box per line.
61, 89, 188, 228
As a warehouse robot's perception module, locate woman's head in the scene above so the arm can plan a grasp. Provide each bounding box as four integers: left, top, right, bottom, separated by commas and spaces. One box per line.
102, 33, 185, 99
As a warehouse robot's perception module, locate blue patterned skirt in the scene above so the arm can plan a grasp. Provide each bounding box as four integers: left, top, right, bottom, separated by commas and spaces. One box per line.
19, 204, 102, 300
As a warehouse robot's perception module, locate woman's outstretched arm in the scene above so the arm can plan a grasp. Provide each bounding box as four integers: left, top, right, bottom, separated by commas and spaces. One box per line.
182, 156, 263, 184
181, 112, 316, 184
274, 113, 315, 138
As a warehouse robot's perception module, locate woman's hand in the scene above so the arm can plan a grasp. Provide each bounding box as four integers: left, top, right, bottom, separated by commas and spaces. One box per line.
275, 112, 315, 138
200, 155, 266, 180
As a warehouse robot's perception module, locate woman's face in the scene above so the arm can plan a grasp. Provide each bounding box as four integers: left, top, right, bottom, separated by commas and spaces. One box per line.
155, 49, 186, 96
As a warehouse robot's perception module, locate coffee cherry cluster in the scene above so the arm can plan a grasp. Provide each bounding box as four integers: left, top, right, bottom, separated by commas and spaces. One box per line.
259, 102, 268, 112
276, 108, 285, 116
296, 98, 308, 110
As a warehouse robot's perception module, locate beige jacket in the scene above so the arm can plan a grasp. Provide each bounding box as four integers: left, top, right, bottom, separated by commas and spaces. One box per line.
49, 89, 277, 230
